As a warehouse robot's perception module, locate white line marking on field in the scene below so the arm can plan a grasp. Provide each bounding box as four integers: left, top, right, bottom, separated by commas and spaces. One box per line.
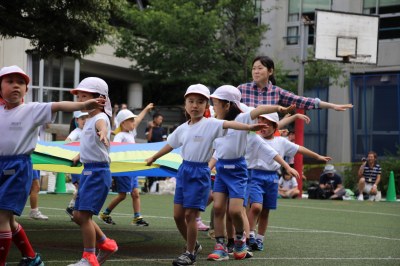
279, 203, 400, 217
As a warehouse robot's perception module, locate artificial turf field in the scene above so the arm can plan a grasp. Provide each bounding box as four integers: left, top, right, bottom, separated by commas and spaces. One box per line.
7, 193, 400, 266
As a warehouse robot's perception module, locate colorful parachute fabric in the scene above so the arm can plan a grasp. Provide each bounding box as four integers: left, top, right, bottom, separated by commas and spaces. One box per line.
32, 141, 182, 177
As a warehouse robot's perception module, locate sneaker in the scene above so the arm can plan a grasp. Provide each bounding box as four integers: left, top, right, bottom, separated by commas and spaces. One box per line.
207, 243, 229, 261
357, 194, 364, 201
369, 195, 376, 201
66, 207, 74, 219
248, 236, 257, 251
375, 191, 382, 201
68, 256, 99, 266
132, 216, 149, 226
172, 252, 196, 266
194, 241, 202, 256
233, 234, 248, 260
19, 253, 44, 266
29, 210, 48, 220
97, 238, 118, 264
99, 213, 116, 225
184, 241, 202, 256
254, 239, 264, 251
227, 242, 234, 255
207, 229, 215, 239
245, 249, 254, 258
196, 219, 209, 231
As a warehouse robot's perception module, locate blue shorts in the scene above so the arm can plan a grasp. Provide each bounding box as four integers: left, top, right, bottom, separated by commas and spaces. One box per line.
33, 170, 40, 180
213, 157, 248, 199
114, 176, 131, 193
131, 176, 139, 190
71, 174, 81, 184
75, 163, 111, 215
248, 169, 279, 210
174, 160, 211, 211
0, 155, 33, 216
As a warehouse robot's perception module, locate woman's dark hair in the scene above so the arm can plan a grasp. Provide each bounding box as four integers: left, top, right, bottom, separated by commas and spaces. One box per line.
252, 55, 276, 85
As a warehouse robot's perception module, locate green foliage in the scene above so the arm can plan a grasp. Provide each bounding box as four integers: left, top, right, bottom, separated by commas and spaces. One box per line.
0, 0, 125, 58
115, 0, 267, 91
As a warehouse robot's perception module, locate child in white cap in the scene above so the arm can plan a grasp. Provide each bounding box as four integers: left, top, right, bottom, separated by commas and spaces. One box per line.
145, 84, 269, 266
65, 111, 89, 220
99, 103, 154, 226
246, 112, 331, 252
207, 85, 295, 260
68, 77, 117, 266
0, 65, 104, 265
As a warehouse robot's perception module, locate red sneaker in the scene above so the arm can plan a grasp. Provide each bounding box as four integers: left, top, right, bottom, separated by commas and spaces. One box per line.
97, 238, 118, 264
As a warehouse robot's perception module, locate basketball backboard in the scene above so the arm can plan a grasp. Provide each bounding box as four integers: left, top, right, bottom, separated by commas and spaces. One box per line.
314, 10, 379, 64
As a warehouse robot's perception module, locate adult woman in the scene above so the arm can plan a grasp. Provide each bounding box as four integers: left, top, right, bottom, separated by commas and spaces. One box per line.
237, 55, 353, 111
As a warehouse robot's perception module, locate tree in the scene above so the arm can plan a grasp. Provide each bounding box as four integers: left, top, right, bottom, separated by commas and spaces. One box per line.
0, 0, 126, 58
115, 0, 267, 104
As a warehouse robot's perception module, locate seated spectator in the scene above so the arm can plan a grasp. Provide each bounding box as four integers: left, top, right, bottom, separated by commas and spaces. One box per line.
319, 164, 346, 200
357, 151, 381, 201
278, 168, 300, 198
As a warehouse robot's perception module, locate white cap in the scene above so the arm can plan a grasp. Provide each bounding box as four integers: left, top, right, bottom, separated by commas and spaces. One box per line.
323, 164, 336, 174
0, 65, 30, 84
184, 84, 210, 99
210, 85, 243, 111
114, 109, 138, 134
73, 111, 89, 118
259, 112, 279, 124
70, 77, 112, 117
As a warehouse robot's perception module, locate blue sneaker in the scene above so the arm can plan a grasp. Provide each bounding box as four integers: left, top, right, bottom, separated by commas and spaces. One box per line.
233, 235, 248, 260
249, 236, 257, 251
255, 239, 264, 251
207, 243, 229, 261
18, 253, 44, 266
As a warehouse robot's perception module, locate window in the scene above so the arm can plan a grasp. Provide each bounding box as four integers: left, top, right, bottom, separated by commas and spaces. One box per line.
350, 73, 400, 160
286, 0, 331, 45
363, 0, 400, 39
29, 54, 78, 124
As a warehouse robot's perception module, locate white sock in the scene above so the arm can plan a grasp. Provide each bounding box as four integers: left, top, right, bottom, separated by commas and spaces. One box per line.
256, 234, 264, 241
249, 231, 256, 238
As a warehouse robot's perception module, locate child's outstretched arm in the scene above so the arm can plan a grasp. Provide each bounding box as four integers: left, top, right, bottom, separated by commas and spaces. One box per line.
134, 103, 154, 129
222, 120, 269, 131
145, 144, 173, 166
298, 146, 331, 162
273, 154, 300, 179
278, 113, 310, 129
249, 104, 295, 120
96, 119, 110, 147
51, 98, 105, 113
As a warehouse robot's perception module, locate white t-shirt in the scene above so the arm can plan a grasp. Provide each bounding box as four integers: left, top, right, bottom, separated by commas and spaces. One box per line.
113, 130, 137, 143
263, 136, 299, 161
213, 112, 255, 159
80, 112, 111, 164
245, 133, 279, 171
167, 117, 225, 162
279, 176, 298, 189
67, 128, 83, 141
0, 103, 54, 155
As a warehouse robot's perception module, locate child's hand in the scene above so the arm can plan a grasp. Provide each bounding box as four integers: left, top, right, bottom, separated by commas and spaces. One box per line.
287, 167, 300, 179
97, 130, 110, 147
317, 155, 331, 162
250, 123, 269, 131
145, 157, 155, 166
295, 114, 311, 124
278, 104, 295, 114
72, 154, 80, 166
145, 103, 154, 111
85, 98, 106, 110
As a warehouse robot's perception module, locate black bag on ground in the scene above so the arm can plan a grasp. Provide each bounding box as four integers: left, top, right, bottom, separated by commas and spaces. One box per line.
308, 183, 327, 199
